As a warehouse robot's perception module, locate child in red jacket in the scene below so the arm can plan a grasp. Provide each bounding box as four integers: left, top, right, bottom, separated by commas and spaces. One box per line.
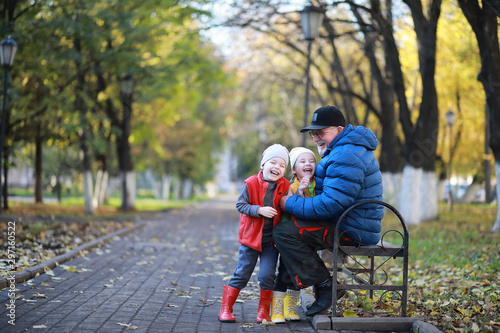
219, 144, 290, 323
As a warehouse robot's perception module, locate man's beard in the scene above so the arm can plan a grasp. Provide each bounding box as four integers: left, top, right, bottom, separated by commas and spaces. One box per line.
316, 140, 327, 156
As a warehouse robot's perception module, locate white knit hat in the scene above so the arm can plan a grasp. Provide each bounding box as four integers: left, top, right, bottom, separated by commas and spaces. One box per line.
260, 144, 289, 168
289, 147, 316, 169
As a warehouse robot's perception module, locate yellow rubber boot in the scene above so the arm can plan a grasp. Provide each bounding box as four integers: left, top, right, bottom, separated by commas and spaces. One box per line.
284, 289, 301, 321
270, 291, 286, 324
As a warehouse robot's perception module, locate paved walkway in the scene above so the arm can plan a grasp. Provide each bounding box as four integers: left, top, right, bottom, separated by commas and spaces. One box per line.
0, 195, 320, 333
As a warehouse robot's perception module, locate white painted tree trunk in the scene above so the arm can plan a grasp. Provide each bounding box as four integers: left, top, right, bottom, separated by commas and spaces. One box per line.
458, 183, 482, 204
172, 177, 181, 200
182, 179, 193, 199
145, 169, 161, 198
194, 184, 203, 197
437, 179, 446, 203
161, 174, 171, 200
398, 165, 422, 225
419, 171, 438, 222
127, 171, 136, 209
98, 171, 109, 207
83, 170, 95, 214
490, 160, 500, 233
93, 169, 103, 208
381, 172, 402, 207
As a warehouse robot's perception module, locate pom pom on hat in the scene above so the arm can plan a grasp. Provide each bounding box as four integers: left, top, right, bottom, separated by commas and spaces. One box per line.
289, 147, 316, 169
261, 144, 289, 168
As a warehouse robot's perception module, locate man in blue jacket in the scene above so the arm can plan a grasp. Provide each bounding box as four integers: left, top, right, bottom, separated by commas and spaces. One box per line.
274, 105, 383, 316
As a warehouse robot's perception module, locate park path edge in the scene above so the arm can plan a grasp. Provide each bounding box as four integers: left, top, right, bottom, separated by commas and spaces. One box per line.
0, 220, 146, 290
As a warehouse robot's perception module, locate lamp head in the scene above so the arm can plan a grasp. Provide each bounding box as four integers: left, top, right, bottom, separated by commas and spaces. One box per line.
445, 109, 456, 126
0, 36, 18, 68
120, 74, 134, 95
300, 5, 325, 41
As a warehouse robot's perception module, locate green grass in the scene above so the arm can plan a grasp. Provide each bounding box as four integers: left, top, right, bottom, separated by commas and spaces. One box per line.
5, 193, 208, 217
409, 204, 498, 270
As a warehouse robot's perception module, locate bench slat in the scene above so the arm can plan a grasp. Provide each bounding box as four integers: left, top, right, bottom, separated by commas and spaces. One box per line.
339, 242, 404, 257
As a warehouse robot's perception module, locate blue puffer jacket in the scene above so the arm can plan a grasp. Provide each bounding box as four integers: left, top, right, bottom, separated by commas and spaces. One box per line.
285, 125, 384, 245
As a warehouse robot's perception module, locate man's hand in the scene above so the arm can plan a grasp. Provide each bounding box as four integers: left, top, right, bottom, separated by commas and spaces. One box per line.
280, 188, 292, 210
258, 206, 278, 218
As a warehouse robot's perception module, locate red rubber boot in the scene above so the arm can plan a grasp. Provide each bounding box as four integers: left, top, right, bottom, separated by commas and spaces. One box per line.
256, 289, 273, 323
218, 285, 240, 322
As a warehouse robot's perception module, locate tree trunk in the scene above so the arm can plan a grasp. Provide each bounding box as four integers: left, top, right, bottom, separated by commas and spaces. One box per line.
145, 169, 160, 199
459, 182, 482, 204
2, 146, 8, 210
399, 165, 422, 225
1, 92, 12, 211
420, 170, 438, 221
119, 78, 134, 212
35, 123, 43, 203
98, 171, 109, 206
162, 173, 172, 200
172, 176, 181, 200
457, 0, 500, 232
350, 0, 402, 174
74, 32, 94, 214
93, 168, 103, 208
82, 170, 94, 213
394, 0, 442, 223
437, 178, 446, 202
182, 178, 193, 199
484, 105, 493, 203
126, 170, 136, 210
491, 161, 500, 233
381, 172, 402, 206
92, 156, 108, 208
81, 130, 94, 214
56, 175, 62, 203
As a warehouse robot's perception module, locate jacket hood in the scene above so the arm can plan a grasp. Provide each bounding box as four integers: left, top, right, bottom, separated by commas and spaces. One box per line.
324, 124, 378, 156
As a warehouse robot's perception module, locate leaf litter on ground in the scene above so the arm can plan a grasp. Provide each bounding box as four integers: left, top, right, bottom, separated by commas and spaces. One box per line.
342, 203, 500, 333
0, 213, 133, 277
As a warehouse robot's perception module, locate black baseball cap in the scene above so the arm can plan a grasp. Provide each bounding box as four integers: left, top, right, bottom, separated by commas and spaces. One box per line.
300, 105, 346, 132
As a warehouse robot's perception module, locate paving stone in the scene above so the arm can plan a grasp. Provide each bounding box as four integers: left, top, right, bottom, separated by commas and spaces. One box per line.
0, 196, 321, 332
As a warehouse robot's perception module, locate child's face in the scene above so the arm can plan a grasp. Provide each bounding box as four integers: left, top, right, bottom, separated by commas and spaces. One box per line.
292, 152, 316, 180
261, 157, 287, 182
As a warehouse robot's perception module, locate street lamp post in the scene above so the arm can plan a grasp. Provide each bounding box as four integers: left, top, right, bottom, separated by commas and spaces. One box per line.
0, 36, 18, 214
445, 109, 456, 212
300, 5, 324, 146
120, 75, 133, 213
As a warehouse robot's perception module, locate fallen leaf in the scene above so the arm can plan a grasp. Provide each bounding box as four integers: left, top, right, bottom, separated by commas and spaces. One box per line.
455, 307, 469, 316
343, 310, 358, 317
117, 322, 137, 330
33, 324, 48, 329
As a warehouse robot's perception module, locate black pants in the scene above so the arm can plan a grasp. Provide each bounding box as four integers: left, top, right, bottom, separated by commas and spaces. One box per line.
273, 219, 334, 289
273, 256, 299, 292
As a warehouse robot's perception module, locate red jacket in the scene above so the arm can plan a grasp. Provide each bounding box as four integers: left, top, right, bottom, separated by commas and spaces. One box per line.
238, 171, 290, 251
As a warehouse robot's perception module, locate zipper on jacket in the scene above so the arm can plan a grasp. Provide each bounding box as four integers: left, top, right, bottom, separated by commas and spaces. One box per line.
245, 220, 254, 235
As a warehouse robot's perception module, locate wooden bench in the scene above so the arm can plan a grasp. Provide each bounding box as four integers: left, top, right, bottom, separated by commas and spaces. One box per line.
331, 200, 409, 318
